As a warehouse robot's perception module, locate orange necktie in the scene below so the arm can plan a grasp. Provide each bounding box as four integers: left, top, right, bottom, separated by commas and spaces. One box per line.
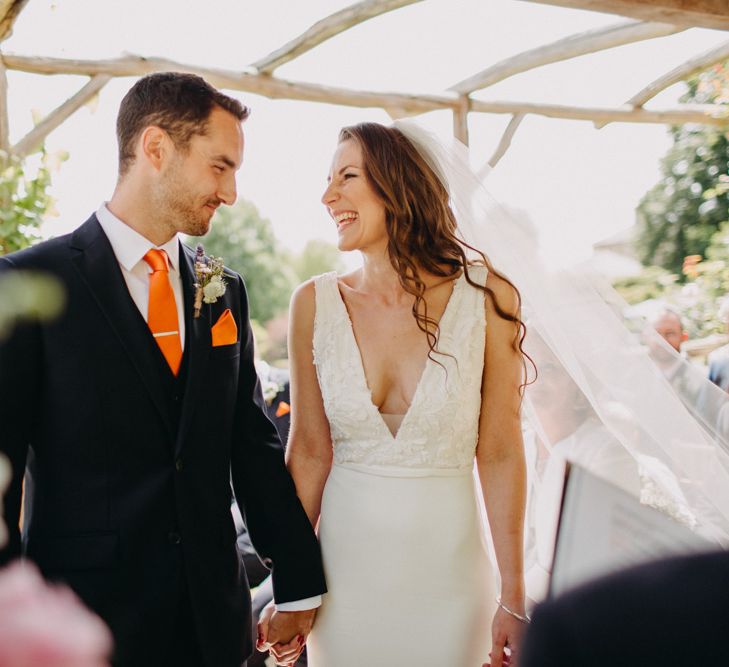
143, 249, 183, 375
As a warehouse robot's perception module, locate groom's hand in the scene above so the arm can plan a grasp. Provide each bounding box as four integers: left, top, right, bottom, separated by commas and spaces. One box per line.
257, 603, 315, 666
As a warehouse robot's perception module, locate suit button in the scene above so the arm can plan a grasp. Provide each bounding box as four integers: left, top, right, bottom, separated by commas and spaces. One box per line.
175, 459, 184, 472
262, 557, 273, 568
168, 531, 181, 545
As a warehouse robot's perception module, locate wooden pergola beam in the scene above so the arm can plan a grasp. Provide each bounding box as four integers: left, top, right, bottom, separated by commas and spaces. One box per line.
628, 40, 729, 107
453, 96, 470, 145
488, 114, 526, 168
0, 56, 9, 154
252, 0, 423, 74
450, 20, 684, 95
0, 0, 29, 43
470, 98, 727, 126
1, 53, 727, 129
520, 0, 729, 31
12, 74, 111, 158
0, 52, 455, 113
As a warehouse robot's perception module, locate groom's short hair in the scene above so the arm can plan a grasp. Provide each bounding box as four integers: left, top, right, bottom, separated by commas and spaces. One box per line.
117, 72, 250, 176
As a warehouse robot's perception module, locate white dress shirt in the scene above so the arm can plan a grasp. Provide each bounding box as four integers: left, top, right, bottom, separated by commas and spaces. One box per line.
96, 204, 320, 612
96, 203, 186, 348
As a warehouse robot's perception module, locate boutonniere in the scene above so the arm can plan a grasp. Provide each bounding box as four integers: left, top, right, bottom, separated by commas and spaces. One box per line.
193, 244, 227, 318
262, 378, 284, 406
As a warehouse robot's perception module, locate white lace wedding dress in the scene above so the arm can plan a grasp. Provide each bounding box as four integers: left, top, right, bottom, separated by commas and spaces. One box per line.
307, 268, 495, 666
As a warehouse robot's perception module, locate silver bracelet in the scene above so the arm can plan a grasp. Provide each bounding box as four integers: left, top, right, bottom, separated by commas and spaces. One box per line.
496, 596, 531, 624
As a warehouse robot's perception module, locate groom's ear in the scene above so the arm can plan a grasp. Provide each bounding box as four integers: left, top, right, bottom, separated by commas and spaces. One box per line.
140, 125, 169, 172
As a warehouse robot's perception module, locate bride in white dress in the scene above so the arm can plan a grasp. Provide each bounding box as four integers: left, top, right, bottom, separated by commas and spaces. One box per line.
282, 122, 529, 666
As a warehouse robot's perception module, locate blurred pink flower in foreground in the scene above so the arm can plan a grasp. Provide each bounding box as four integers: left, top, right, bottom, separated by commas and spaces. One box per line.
0, 561, 112, 667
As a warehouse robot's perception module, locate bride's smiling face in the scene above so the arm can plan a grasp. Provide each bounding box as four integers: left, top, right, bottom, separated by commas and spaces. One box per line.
322, 139, 387, 253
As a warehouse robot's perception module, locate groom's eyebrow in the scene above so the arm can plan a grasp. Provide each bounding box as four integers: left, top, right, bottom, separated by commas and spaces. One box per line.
213, 154, 237, 169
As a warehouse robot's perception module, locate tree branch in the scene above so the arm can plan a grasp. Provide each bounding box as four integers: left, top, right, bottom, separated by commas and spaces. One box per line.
0, 0, 29, 43
470, 98, 728, 126
12, 74, 111, 158
518, 0, 729, 31
450, 20, 684, 94
488, 113, 525, 168
1, 53, 727, 134
0, 54, 9, 155
628, 40, 729, 108
252, 0, 423, 74
453, 96, 470, 145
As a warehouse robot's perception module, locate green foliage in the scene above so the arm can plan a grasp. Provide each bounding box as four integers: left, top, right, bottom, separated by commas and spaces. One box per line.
0, 271, 66, 340
187, 200, 297, 324
676, 222, 729, 337
0, 148, 65, 256
634, 66, 729, 277
612, 266, 677, 305
0, 147, 67, 338
293, 239, 345, 283
615, 222, 729, 339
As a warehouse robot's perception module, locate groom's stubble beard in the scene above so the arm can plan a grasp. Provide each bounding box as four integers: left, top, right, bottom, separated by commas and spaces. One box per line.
154, 153, 214, 238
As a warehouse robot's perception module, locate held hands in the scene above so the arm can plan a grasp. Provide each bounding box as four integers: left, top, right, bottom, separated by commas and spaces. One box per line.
483, 600, 529, 667
257, 601, 316, 666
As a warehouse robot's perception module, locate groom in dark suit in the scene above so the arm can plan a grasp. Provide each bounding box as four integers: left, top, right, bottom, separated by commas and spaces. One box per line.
0, 72, 325, 667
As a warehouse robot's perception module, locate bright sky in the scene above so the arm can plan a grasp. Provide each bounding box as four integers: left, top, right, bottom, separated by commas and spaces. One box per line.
4, 0, 727, 267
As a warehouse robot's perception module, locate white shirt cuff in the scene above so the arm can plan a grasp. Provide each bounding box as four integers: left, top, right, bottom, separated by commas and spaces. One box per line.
275, 595, 322, 612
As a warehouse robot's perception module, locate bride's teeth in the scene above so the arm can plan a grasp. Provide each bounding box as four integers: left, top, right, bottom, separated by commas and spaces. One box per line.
335, 212, 358, 224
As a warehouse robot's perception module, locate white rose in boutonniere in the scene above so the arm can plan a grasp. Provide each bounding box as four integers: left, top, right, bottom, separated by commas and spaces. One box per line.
193, 244, 227, 318
203, 275, 226, 303
262, 379, 281, 406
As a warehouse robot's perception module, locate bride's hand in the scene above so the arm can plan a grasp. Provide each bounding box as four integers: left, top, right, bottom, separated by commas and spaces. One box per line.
484, 605, 527, 667
257, 600, 313, 666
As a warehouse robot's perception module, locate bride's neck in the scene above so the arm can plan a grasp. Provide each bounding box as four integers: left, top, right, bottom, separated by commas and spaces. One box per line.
358, 250, 403, 298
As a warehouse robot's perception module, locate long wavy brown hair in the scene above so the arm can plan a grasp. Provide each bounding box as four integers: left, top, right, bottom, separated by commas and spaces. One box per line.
338, 122, 532, 388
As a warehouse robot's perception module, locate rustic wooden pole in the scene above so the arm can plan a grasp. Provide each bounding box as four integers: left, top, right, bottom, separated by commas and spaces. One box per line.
450, 20, 684, 94
0, 54, 10, 157
12, 74, 111, 158
453, 96, 470, 145
488, 114, 526, 168
253, 0, 423, 74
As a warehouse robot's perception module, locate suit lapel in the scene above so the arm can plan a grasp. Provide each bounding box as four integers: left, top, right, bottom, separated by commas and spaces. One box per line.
69, 216, 175, 440
176, 243, 211, 455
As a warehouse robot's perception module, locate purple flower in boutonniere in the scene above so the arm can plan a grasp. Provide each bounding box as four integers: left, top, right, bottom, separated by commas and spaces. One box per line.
193, 244, 227, 318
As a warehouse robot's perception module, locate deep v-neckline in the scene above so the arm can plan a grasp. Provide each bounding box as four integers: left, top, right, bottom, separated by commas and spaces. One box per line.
333, 272, 465, 441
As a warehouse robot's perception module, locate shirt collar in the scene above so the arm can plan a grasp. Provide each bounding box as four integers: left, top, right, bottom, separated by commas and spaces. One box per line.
96, 203, 180, 272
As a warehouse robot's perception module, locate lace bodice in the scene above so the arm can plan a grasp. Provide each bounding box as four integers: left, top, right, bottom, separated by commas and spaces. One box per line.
312, 267, 488, 469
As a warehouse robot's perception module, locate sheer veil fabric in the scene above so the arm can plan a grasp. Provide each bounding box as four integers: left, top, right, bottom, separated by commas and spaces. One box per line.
393, 120, 729, 597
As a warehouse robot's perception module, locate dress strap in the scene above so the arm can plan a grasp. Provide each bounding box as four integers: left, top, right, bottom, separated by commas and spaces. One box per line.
313, 271, 340, 319
464, 264, 489, 288
313, 272, 344, 365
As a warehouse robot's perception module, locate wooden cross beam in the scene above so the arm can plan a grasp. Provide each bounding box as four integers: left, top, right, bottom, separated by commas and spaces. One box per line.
519, 0, 729, 31
252, 0, 423, 74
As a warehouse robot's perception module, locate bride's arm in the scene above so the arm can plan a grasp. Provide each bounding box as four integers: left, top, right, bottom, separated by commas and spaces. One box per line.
476, 272, 528, 662
285, 280, 334, 527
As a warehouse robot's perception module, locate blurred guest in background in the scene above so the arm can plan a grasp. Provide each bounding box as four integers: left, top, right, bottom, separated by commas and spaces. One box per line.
708, 299, 729, 392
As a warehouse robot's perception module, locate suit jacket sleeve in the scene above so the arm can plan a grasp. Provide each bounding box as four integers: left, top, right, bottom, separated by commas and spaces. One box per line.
0, 257, 42, 565
228, 275, 326, 604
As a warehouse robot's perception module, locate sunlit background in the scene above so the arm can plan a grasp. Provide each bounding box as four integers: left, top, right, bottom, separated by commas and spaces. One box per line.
4, 0, 726, 264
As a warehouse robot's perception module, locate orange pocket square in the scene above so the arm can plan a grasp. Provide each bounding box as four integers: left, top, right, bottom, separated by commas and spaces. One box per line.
211, 309, 238, 347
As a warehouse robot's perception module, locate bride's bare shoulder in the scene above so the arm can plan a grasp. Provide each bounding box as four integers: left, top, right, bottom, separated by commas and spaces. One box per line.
290, 278, 317, 326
